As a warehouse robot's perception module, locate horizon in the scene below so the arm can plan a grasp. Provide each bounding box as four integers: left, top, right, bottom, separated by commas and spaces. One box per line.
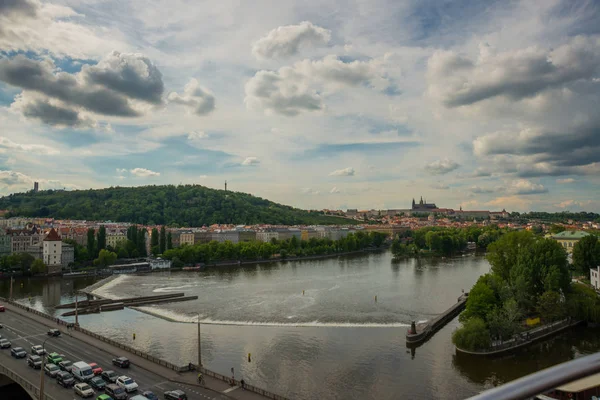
0, 1, 599, 213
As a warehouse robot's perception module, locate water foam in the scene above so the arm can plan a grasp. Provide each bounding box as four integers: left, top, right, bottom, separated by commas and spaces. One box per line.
90, 274, 129, 299
131, 306, 410, 328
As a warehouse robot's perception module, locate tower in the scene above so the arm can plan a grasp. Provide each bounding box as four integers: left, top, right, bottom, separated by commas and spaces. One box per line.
33, 182, 39, 192
420, 196, 423, 205
225, 180, 227, 192
412, 198, 415, 209
43, 228, 62, 274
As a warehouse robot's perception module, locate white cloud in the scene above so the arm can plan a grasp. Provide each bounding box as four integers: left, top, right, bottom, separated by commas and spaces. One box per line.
509, 179, 547, 195
168, 78, 216, 116
330, 186, 340, 194
431, 182, 450, 190
556, 178, 575, 184
470, 185, 495, 194
130, 168, 160, 177
329, 167, 355, 176
0, 136, 58, 155
252, 21, 331, 59
425, 159, 460, 175
0, 170, 33, 185
241, 157, 260, 166
187, 131, 209, 140
301, 187, 320, 195
116, 168, 128, 174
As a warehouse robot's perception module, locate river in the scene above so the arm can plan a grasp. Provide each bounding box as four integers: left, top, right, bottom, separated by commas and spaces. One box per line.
1, 251, 599, 400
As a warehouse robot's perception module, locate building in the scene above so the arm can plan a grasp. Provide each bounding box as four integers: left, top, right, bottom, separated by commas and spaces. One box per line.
256, 230, 278, 243
412, 197, 438, 212
0, 229, 11, 256
212, 230, 240, 244
179, 231, 195, 246
238, 229, 256, 243
8, 227, 43, 254
301, 229, 319, 241
43, 228, 62, 275
346, 209, 358, 218
33, 182, 39, 192
591, 267, 600, 290
106, 229, 127, 248
148, 257, 171, 270
454, 210, 491, 220
552, 231, 590, 254
62, 244, 74, 267
193, 231, 212, 244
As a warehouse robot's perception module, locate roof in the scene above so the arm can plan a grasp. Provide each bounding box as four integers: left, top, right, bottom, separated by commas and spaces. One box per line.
556, 371, 600, 393
552, 231, 590, 240
43, 228, 61, 241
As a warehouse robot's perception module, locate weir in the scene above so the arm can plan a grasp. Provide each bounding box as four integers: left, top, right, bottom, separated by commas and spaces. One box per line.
56, 292, 185, 309
406, 293, 468, 346
60, 293, 198, 316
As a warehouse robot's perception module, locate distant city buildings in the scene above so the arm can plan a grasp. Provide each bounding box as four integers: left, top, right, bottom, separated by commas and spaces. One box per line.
551, 230, 590, 254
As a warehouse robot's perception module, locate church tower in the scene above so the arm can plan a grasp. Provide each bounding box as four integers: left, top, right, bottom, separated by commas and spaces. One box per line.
412, 198, 415, 209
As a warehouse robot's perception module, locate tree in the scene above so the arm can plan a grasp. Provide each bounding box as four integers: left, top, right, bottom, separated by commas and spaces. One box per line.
117, 247, 129, 259
452, 317, 491, 351
87, 228, 95, 260
31, 259, 47, 275
96, 226, 106, 254
151, 228, 159, 248
460, 275, 499, 323
171, 256, 184, 268
487, 231, 535, 282
167, 232, 173, 250
537, 291, 566, 322
137, 228, 147, 257
93, 249, 117, 268
159, 226, 166, 254
573, 235, 600, 275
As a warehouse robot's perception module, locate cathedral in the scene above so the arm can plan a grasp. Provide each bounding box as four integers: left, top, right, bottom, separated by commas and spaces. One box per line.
412, 196, 438, 211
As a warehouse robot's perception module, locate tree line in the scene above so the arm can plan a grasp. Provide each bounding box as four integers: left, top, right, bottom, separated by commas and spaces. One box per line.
0, 185, 353, 226
162, 231, 387, 267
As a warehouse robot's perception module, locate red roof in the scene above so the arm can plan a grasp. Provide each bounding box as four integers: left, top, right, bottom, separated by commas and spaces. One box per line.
44, 228, 61, 241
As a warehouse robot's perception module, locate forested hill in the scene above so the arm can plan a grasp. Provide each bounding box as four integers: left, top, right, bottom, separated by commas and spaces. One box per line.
0, 185, 352, 226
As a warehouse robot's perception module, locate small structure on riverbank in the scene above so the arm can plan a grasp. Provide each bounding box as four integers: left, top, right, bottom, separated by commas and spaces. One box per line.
406, 293, 468, 345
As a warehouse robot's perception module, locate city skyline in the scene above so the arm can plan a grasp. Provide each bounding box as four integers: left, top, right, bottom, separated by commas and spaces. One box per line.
0, 0, 599, 213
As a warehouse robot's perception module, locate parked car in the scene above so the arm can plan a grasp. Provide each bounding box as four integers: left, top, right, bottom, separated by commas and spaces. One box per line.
101, 370, 119, 383
74, 382, 95, 398
59, 360, 74, 372
89, 362, 103, 375
96, 395, 112, 400
105, 383, 127, 400
89, 376, 106, 391
116, 375, 138, 392
142, 391, 158, 400
129, 395, 151, 400
27, 354, 43, 369
57, 371, 75, 388
0, 305, 5, 311
112, 357, 129, 368
164, 390, 188, 400
44, 363, 61, 378
47, 328, 61, 337
0, 338, 11, 348
47, 352, 63, 364
72, 361, 94, 382
11, 347, 26, 358
31, 345, 46, 355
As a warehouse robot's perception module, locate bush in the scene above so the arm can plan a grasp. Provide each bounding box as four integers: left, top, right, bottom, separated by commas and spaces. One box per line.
452, 317, 491, 351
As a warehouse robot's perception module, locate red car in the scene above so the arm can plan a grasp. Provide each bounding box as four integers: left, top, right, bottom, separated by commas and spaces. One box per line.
0, 305, 5, 312
88, 362, 103, 375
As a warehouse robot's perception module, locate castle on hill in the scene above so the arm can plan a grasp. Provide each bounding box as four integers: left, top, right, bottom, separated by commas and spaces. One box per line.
412, 197, 437, 211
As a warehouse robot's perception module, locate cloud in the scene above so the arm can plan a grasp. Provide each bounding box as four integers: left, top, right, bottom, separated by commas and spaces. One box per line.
130, 168, 160, 177
116, 168, 128, 174
330, 186, 340, 194
245, 55, 386, 116
0, 169, 76, 191
0, 136, 58, 155
11, 93, 94, 127
82, 51, 164, 105
473, 117, 600, 177
428, 37, 600, 107
556, 178, 575, 184
486, 195, 533, 211
0, 170, 32, 185
301, 187, 320, 195
425, 159, 460, 175
329, 167, 355, 176
252, 21, 331, 59
168, 78, 215, 116
430, 183, 450, 190
509, 179, 547, 195
470, 185, 495, 194
241, 157, 260, 166
187, 131, 209, 140
0, 0, 37, 17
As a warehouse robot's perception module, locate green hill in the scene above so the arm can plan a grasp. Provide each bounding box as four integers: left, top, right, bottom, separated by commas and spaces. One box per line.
0, 185, 352, 226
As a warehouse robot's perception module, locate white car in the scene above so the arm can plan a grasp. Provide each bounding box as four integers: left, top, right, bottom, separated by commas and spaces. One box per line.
116, 375, 138, 392
74, 382, 95, 398
31, 345, 46, 356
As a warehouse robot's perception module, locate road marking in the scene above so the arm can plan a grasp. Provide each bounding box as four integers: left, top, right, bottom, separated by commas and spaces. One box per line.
223, 386, 239, 393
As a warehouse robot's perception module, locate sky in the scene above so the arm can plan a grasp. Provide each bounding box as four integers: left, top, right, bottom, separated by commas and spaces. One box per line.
0, 0, 599, 213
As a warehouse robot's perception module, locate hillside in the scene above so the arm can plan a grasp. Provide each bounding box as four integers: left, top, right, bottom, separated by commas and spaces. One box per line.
0, 185, 352, 226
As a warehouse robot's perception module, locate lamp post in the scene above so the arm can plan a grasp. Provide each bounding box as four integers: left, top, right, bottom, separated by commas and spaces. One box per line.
39, 336, 52, 400
197, 313, 202, 368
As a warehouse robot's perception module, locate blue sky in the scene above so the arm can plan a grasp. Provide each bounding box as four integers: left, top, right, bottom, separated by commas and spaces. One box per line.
0, 0, 599, 212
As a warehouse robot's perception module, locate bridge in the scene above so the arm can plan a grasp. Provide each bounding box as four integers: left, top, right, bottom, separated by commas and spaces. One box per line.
0, 301, 287, 400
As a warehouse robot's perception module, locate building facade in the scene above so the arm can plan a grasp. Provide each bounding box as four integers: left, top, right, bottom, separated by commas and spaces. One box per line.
0, 229, 11, 256
43, 228, 62, 274
552, 231, 589, 254
62, 244, 74, 267
256, 230, 278, 243
179, 231, 195, 246
106, 229, 127, 248
591, 267, 600, 290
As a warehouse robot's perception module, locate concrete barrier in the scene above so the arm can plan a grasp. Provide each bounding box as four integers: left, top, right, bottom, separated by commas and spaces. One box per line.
0, 362, 56, 400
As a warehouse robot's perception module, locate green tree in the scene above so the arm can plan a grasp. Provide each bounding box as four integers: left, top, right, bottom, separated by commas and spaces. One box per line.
159, 226, 166, 254
86, 228, 95, 260
93, 249, 117, 268
31, 259, 47, 275
117, 247, 129, 259
167, 232, 173, 250
171, 256, 184, 268
96, 226, 106, 254
151, 228, 159, 248
537, 291, 566, 322
452, 317, 491, 351
460, 275, 499, 323
487, 231, 535, 282
573, 235, 600, 275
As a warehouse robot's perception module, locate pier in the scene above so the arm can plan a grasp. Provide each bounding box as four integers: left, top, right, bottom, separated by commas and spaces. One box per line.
406, 293, 468, 345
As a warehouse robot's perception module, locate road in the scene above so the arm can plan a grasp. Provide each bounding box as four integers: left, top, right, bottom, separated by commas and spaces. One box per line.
0, 309, 228, 400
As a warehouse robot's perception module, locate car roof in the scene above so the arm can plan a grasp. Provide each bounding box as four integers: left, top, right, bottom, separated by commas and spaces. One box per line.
29, 355, 41, 359
118, 375, 130, 379
13, 347, 24, 350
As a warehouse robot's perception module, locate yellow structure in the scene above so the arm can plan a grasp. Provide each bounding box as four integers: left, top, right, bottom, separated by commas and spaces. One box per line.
551, 231, 589, 254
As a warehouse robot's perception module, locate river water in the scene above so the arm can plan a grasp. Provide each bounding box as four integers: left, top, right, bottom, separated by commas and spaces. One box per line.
1, 251, 599, 400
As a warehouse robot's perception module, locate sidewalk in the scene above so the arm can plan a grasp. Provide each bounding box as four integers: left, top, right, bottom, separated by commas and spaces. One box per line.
6, 304, 273, 400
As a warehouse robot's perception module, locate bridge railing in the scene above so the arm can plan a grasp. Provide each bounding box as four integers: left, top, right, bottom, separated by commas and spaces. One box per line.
0, 363, 56, 400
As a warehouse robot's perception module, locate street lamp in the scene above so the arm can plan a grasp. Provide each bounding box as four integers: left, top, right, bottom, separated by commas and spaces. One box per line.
196, 313, 202, 368
39, 336, 53, 400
